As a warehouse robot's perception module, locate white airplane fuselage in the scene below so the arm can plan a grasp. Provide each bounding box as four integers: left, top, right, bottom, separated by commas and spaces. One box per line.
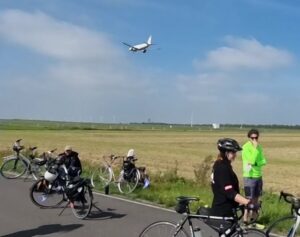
124, 35, 153, 53
129, 43, 149, 52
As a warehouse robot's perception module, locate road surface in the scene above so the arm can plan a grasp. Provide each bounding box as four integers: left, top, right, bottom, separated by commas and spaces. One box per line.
0, 178, 219, 237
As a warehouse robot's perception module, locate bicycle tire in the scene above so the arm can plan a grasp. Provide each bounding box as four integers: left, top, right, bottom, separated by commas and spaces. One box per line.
91, 165, 113, 189
266, 216, 299, 237
30, 178, 65, 208
117, 168, 140, 194
71, 184, 93, 219
139, 221, 189, 237
0, 157, 28, 179
231, 228, 266, 237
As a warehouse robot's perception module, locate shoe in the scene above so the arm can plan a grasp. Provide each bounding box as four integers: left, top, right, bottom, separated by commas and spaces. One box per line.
248, 223, 265, 230
252, 223, 266, 230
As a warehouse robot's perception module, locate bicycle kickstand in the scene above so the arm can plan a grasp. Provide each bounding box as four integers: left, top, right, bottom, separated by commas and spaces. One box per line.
58, 201, 71, 216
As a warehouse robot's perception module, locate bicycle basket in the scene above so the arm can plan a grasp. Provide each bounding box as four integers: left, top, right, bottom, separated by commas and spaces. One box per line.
175, 200, 189, 214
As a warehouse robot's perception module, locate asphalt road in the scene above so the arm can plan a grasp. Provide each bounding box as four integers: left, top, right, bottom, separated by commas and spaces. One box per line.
0, 177, 221, 237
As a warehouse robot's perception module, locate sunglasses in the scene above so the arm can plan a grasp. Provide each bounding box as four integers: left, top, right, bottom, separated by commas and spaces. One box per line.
250, 136, 258, 140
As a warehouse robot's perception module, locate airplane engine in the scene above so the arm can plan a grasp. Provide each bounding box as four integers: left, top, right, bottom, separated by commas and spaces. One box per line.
143, 49, 147, 53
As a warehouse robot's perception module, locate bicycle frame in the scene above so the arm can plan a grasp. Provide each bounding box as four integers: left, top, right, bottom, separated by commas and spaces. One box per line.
288, 211, 300, 237
173, 212, 236, 237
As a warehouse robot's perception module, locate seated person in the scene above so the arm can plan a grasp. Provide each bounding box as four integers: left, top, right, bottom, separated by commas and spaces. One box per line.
125, 149, 150, 188
58, 145, 82, 178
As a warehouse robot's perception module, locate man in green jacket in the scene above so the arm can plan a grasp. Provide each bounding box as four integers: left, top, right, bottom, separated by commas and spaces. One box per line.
242, 129, 267, 228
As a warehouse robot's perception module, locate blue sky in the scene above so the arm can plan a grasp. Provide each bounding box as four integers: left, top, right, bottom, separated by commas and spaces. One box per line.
0, 0, 300, 124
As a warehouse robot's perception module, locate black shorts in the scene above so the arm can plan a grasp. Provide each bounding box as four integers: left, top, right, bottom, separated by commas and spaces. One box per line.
244, 178, 263, 199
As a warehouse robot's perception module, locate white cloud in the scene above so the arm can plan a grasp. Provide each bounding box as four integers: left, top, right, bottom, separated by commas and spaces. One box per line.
0, 9, 158, 122
0, 9, 123, 62
195, 36, 293, 71
174, 36, 296, 123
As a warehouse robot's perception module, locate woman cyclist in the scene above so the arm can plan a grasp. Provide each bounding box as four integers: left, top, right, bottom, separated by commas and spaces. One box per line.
211, 138, 255, 217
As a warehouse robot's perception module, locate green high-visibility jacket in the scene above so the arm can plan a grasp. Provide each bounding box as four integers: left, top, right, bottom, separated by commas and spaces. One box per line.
242, 141, 267, 178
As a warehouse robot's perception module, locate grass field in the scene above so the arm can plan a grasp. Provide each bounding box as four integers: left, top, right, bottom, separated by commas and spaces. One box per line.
1, 122, 300, 228
0, 126, 300, 195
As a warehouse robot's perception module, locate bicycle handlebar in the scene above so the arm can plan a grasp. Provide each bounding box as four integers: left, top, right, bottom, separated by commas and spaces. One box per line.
48, 148, 57, 154
280, 191, 300, 209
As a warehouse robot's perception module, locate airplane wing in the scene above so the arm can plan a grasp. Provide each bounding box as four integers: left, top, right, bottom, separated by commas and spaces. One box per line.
122, 42, 134, 47
122, 42, 139, 51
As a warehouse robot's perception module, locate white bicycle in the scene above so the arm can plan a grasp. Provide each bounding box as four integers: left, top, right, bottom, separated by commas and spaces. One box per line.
0, 139, 48, 180
266, 191, 300, 237
91, 155, 141, 194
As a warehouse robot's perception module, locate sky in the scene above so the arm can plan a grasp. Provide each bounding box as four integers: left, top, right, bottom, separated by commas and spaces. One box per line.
0, 0, 300, 124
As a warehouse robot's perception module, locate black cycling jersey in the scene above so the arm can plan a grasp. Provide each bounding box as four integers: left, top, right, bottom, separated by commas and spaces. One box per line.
211, 159, 239, 217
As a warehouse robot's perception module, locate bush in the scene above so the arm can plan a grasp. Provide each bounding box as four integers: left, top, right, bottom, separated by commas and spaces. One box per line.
193, 155, 214, 186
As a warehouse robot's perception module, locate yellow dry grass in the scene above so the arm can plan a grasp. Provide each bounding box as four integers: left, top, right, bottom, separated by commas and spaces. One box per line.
0, 129, 299, 195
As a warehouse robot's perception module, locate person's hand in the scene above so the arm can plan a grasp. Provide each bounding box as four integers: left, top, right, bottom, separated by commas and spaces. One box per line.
252, 139, 258, 148
245, 163, 252, 172
246, 200, 261, 211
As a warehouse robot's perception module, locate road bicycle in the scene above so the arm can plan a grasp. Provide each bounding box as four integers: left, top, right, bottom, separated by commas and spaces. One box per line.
139, 196, 266, 237
0, 139, 48, 180
266, 191, 300, 237
30, 157, 93, 219
91, 155, 141, 194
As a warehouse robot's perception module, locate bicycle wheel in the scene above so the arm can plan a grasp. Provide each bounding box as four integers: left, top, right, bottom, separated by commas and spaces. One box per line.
117, 169, 140, 194
71, 184, 93, 219
91, 165, 113, 189
266, 216, 299, 237
232, 228, 266, 237
30, 178, 65, 208
0, 158, 28, 179
139, 221, 188, 237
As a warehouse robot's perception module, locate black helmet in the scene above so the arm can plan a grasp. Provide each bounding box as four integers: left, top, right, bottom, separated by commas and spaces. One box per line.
217, 138, 242, 152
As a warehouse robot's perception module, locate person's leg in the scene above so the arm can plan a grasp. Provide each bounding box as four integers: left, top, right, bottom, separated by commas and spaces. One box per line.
243, 178, 256, 223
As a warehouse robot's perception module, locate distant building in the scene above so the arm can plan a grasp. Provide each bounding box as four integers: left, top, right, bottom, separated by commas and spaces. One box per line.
212, 123, 220, 129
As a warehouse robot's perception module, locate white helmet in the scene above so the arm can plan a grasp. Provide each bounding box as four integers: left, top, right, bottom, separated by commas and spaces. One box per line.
127, 149, 135, 157
44, 170, 58, 182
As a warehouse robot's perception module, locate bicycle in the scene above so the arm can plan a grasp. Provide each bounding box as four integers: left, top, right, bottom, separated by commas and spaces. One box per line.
266, 191, 300, 237
30, 157, 93, 219
0, 139, 48, 180
91, 154, 141, 194
139, 196, 266, 237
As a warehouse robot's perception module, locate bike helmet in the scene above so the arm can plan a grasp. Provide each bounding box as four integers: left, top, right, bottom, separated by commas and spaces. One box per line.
217, 138, 242, 152
44, 170, 58, 182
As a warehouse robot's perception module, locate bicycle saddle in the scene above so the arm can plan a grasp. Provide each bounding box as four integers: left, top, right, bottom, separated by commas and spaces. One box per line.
32, 158, 47, 166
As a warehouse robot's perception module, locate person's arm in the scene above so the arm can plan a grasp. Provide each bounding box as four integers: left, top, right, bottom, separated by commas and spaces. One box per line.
214, 165, 239, 201
234, 193, 250, 205
255, 146, 267, 167
242, 143, 258, 165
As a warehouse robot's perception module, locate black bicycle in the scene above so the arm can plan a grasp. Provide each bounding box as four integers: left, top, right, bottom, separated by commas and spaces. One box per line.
139, 196, 266, 237
266, 191, 300, 237
30, 157, 93, 219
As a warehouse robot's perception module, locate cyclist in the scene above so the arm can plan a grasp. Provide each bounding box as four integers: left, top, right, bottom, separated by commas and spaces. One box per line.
242, 129, 266, 228
210, 138, 255, 217
58, 146, 82, 178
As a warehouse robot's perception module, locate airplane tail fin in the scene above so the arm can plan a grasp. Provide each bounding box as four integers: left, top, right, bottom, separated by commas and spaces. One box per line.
147, 35, 152, 45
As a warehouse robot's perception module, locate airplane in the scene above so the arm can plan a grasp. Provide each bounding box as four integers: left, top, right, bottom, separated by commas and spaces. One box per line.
122, 35, 153, 53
